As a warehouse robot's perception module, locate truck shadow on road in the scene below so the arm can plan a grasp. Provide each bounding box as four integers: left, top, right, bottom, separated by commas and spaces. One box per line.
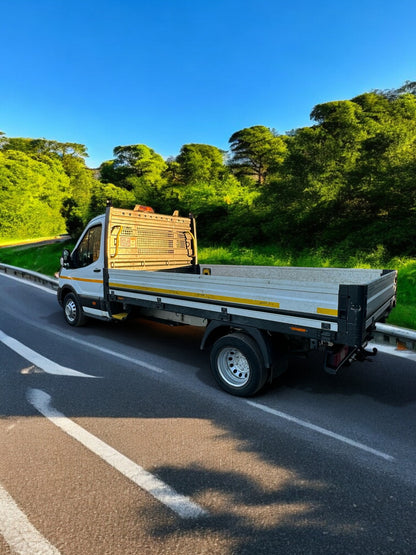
265, 349, 416, 408
43, 309, 416, 409
1, 350, 416, 553
140, 461, 415, 555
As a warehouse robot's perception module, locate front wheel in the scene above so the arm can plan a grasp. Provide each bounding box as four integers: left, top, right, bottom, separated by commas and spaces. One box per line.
63, 292, 87, 327
209, 333, 268, 396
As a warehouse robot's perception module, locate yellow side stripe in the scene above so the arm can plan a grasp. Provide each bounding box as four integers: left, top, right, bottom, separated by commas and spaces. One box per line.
109, 282, 281, 309
317, 307, 338, 316
60, 275, 103, 284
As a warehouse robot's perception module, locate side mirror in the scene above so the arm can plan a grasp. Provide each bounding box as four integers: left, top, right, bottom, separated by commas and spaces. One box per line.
61, 248, 71, 269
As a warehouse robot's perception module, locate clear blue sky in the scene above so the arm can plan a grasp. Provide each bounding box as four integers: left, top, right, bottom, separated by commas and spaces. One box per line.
1, 0, 415, 168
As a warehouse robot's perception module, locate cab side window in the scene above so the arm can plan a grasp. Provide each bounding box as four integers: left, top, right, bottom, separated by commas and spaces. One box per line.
72, 225, 102, 268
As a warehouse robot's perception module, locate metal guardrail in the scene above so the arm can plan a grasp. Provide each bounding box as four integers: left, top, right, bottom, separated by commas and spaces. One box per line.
1, 262, 416, 353
0, 263, 58, 290
372, 322, 416, 352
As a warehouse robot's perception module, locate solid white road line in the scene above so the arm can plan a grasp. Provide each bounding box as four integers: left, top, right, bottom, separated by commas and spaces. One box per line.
0, 483, 61, 555
246, 400, 395, 462
0, 329, 98, 378
26, 388, 207, 519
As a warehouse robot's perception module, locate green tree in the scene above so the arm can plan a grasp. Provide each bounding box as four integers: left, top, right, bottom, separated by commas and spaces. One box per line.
228, 125, 287, 185
99, 159, 119, 185
87, 181, 136, 219
2, 137, 88, 160
101, 144, 166, 187
175, 144, 227, 185
60, 157, 98, 237
163, 143, 259, 243
99, 144, 167, 208
164, 157, 181, 185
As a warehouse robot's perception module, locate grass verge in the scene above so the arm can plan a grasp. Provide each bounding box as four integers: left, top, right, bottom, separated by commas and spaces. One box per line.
0, 241, 74, 277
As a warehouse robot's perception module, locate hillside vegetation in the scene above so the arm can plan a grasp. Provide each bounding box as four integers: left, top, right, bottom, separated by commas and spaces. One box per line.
1, 81, 416, 328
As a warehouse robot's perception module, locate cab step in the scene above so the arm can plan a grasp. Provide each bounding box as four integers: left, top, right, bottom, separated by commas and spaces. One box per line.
112, 312, 128, 321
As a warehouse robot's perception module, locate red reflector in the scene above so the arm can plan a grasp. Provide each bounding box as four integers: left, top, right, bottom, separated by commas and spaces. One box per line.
396, 340, 408, 351
327, 344, 350, 369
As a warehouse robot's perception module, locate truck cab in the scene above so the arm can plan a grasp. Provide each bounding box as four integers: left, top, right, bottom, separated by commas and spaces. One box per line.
59, 214, 109, 324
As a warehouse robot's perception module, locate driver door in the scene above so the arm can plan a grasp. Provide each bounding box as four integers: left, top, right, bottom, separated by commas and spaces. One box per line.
67, 223, 104, 300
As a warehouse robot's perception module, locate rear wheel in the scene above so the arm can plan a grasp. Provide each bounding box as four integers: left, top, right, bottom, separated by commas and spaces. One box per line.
63, 292, 87, 327
209, 333, 268, 396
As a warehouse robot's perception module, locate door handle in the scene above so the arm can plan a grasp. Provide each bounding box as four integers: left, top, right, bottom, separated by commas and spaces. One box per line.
93, 268, 101, 273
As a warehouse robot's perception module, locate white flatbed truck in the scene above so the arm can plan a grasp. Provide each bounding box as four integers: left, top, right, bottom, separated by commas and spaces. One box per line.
58, 204, 397, 396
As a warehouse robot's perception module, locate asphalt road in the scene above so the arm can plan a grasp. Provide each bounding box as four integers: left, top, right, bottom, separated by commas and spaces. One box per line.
1, 272, 415, 554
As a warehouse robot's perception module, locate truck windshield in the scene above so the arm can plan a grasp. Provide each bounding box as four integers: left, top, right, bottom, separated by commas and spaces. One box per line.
72, 224, 102, 268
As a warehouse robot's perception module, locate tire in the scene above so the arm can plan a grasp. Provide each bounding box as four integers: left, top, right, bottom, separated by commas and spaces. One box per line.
63, 292, 87, 327
209, 332, 268, 397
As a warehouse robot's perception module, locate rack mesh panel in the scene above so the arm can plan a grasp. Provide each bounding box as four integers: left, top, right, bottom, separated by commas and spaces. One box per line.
107, 207, 196, 270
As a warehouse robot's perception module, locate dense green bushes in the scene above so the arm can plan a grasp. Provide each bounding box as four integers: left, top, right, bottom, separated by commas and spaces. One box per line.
0, 150, 69, 239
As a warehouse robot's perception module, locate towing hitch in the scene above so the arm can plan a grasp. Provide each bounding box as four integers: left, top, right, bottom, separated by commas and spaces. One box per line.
355, 346, 378, 362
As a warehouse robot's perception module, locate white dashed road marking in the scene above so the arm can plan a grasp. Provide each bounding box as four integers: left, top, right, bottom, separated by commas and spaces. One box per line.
246, 400, 395, 461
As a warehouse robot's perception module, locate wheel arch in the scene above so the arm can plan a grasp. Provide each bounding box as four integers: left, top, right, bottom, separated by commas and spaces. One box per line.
58, 284, 77, 306
201, 321, 273, 369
